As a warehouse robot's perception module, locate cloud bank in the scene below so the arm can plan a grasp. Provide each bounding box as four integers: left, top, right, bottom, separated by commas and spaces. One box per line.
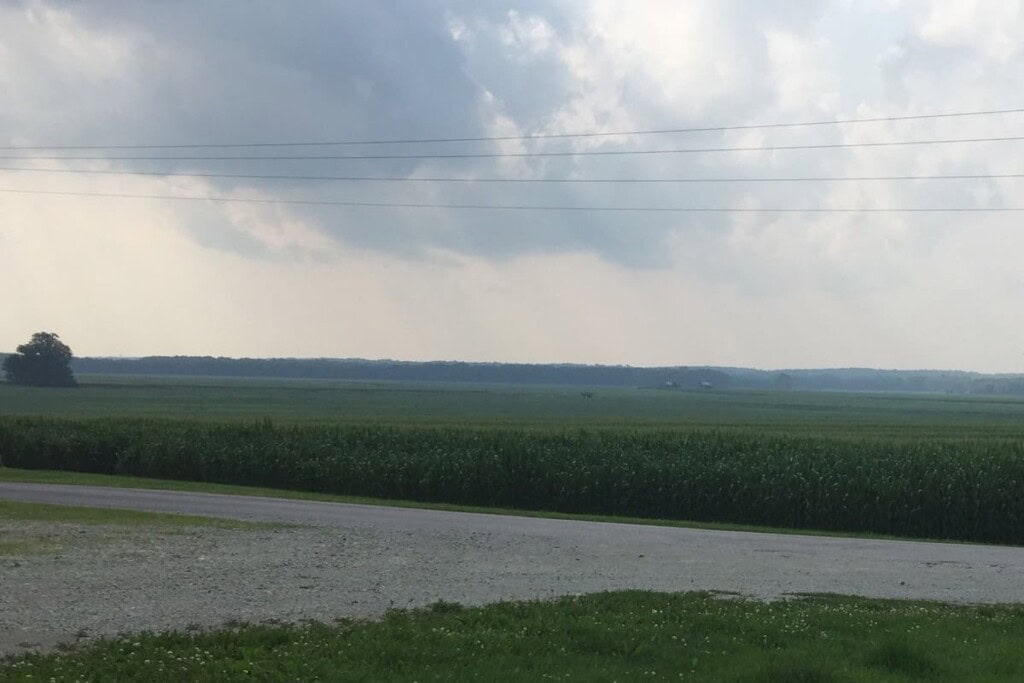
1, 0, 1022, 370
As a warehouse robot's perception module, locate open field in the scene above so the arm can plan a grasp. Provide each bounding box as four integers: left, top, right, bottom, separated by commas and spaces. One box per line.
3, 374, 1024, 438
4, 591, 1024, 682
3, 375, 1024, 544
2, 373, 1023, 676
2, 415, 1023, 544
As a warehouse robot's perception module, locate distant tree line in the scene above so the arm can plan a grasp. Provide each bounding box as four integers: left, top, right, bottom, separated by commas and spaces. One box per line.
2, 353, 1019, 395
59, 355, 732, 389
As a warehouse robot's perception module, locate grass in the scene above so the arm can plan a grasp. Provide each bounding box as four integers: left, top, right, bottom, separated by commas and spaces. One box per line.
3, 591, 1023, 681
0, 500, 277, 531
4, 374, 1024, 438
0, 538, 55, 557
0, 499, 282, 556
0, 466, 976, 545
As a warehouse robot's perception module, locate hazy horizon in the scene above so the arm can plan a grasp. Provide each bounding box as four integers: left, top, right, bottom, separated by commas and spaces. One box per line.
12, 349, 1015, 377
3, 2, 1023, 372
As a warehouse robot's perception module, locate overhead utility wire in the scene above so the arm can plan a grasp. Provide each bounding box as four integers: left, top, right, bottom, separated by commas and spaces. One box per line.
3, 135, 1023, 162
1, 187, 1019, 212
2, 106, 1023, 149
2, 166, 1023, 184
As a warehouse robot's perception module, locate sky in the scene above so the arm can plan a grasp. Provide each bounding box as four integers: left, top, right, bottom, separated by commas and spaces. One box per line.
1, 0, 1023, 371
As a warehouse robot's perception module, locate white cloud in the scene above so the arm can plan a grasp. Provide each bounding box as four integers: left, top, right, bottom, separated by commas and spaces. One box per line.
918, 0, 1022, 62
764, 29, 839, 114
2, 0, 1023, 370
500, 10, 555, 56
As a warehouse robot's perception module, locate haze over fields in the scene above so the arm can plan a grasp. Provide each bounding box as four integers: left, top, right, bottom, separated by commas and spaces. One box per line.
2, 1, 1023, 372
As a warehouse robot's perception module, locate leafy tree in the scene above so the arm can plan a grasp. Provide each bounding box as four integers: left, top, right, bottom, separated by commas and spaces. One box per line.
2, 332, 77, 387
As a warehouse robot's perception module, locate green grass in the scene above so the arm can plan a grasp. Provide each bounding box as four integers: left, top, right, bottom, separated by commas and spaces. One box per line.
4, 374, 1024, 438
0, 538, 55, 557
3, 591, 1024, 681
0, 499, 279, 557
0, 500, 275, 531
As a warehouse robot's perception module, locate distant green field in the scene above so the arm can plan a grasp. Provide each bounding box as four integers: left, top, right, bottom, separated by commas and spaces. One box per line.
3, 374, 1024, 544
2, 374, 1024, 438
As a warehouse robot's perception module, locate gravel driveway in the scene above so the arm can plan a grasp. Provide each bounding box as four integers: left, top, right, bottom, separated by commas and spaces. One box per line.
3, 482, 1024, 656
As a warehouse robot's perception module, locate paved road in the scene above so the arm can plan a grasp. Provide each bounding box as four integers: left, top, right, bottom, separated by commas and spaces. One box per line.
2, 482, 1024, 654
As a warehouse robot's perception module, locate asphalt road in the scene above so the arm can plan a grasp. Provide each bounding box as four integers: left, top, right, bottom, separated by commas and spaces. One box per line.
2, 482, 1024, 655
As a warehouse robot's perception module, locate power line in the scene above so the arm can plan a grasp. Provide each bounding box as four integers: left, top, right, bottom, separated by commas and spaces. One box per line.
2, 135, 1021, 162
2, 106, 1022, 150
0, 166, 1022, 184
1, 187, 1019, 212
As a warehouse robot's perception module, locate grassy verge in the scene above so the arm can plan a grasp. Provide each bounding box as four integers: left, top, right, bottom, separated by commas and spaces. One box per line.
0, 500, 283, 557
0, 500, 277, 531
0, 538, 56, 557
0, 467, 956, 544
3, 591, 1023, 681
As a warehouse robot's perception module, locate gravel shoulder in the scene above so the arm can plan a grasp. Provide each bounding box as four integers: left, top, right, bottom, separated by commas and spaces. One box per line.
3, 482, 1024, 657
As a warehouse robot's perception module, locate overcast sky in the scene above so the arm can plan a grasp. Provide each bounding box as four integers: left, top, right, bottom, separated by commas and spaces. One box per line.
2, 0, 1023, 371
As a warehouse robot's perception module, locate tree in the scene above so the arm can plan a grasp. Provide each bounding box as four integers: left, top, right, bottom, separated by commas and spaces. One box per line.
774, 372, 794, 391
2, 332, 77, 387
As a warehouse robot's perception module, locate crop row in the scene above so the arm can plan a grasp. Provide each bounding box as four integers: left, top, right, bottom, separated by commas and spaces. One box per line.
1, 417, 1022, 544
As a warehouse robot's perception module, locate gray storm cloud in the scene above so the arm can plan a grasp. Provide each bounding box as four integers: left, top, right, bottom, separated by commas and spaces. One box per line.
2, 0, 1023, 369
7, 0, 992, 270
3, 1, 1019, 271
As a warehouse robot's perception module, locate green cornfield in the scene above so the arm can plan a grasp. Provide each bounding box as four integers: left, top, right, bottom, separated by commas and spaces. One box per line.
1, 416, 1022, 544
